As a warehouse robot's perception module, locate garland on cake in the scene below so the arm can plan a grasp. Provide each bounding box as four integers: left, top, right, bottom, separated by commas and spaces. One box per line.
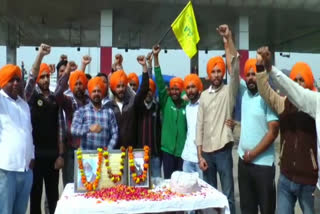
77, 148, 103, 191
103, 146, 126, 183
128, 145, 150, 184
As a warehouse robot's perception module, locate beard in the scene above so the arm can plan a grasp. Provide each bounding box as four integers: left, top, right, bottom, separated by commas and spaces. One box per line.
91, 96, 102, 105
187, 92, 199, 102
246, 81, 258, 94
38, 82, 49, 92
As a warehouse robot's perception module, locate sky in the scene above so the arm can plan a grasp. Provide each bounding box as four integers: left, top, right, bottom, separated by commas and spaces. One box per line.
1, 46, 320, 85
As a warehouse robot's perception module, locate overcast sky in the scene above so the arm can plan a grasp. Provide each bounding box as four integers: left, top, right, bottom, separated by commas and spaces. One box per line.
1, 46, 319, 84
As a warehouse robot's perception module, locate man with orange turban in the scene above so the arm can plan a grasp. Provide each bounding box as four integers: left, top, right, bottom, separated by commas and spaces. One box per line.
21, 44, 66, 214
152, 44, 188, 180
235, 48, 280, 213
55, 58, 91, 186
128, 72, 140, 92
71, 76, 118, 150
0, 63, 34, 214
135, 54, 162, 178
196, 25, 239, 214
108, 55, 150, 149
180, 74, 203, 178
256, 46, 318, 214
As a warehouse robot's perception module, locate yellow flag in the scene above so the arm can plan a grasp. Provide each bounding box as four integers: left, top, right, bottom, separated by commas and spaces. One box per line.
171, 1, 200, 58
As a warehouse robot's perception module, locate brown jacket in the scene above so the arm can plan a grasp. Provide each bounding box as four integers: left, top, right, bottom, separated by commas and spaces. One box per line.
257, 71, 318, 185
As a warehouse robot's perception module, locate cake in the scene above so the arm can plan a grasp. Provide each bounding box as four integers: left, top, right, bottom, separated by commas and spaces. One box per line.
170, 171, 200, 194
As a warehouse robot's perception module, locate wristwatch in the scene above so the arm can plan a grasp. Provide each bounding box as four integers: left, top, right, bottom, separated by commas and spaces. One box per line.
58, 153, 64, 158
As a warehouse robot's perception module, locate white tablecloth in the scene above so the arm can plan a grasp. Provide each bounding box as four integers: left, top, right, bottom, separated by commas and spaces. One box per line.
55, 179, 230, 214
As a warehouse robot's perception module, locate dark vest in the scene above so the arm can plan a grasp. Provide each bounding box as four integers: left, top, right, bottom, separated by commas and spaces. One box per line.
29, 91, 59, 158
279, 99, 318, 185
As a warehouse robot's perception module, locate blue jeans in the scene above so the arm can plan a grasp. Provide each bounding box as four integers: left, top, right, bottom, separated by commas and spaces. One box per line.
183, 160, 203, 179
277, 173, 316, 214
202, 143, 235, 214
151, 157, 161, 178
0, 168, 33, 214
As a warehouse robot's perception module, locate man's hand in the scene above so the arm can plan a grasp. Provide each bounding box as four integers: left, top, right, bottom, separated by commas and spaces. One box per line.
146, 52, 153, 67
82, 55, 92, 65
66, 61, 77, 73
243, 150, 256, 163
152, 45, 161, 56
29, 159, 35, 170
54, 157, 64, 170
115, 54, 123, 65
199, 156, 208, 171
225, 119, 235, 130
257, 46, 272, 72
39, 43, 51, 56
89, 124, 102, 133
137, 55, 147, 66
216, 24, 232, 43
60, 54, 68, 61
49, 64, 55, 73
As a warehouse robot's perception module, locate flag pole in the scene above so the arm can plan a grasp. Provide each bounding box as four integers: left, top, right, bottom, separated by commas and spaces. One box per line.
157, 26, 172, 45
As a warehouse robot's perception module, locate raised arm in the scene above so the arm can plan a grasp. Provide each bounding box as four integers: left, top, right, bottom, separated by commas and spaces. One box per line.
134, 55, 149, 107
153, 45, 169, 109
80, 55, 92, 73
217, 25, 240, 110
258, 46, 318, 118
25, 43, 51, 101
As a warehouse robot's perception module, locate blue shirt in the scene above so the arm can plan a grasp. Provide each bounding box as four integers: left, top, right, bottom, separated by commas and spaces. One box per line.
71, 102, 118, 150
238, 80, 278, 166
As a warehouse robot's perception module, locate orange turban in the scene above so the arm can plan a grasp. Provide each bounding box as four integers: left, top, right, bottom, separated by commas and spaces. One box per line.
169, 77, 184, 92
88, 77, 106, 97
36, 63, 51, 83
244, 59, 257, 77
69, 70, 88, 92
149, 79, 156, 94
206, 56, 226, 77
290, 62, 314, 90
0, 64, 22, 88
184, 74, 203, 92
128, 73, 140, 88
110, 70, 128, 92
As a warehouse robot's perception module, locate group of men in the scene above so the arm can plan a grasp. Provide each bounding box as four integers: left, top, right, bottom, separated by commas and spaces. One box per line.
0, 23, 319, 214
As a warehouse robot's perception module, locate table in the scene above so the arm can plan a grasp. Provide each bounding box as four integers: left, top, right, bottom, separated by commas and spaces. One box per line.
55, 179, 230, 214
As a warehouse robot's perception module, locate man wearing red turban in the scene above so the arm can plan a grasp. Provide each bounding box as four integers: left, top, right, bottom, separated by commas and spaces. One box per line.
256, 47, 318, 214
135, 54, 162, 178
108, 56, 150, 149
22, 44, 66, 214
196, 25, 238, 214
289, 62, 316, 91
0, 45, 55, 214
55, 58, 91, 187
71, 76, 118, 150
236, 50, 280, 213
181, 74, 203, 179
128, 72, 140, 92
153, 44, 188, 180
0, 63, 34, 214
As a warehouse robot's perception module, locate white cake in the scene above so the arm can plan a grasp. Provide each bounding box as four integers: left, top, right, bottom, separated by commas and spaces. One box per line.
170, 171, 200, 194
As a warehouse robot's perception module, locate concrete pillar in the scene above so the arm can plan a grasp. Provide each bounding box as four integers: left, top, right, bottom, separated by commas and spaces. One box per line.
6, 24, 17, 64
100, 10, 113, 74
